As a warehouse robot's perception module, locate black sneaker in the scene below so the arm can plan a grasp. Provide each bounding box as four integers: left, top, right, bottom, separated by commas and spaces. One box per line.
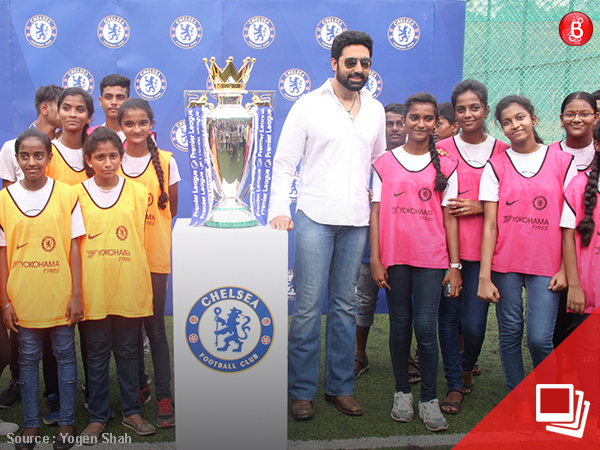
43, 393, 60, 426
0, 379, 20, 409
156, 398, 175, 428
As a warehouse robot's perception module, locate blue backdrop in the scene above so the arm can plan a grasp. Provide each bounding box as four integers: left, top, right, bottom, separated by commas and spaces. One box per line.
0, 0, 466, 314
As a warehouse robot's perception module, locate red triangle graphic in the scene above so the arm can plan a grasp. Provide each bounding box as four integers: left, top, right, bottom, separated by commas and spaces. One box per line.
454, 308, 600, 449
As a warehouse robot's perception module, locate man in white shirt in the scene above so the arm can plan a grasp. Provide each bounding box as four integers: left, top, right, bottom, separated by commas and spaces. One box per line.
268, 30, 386, 420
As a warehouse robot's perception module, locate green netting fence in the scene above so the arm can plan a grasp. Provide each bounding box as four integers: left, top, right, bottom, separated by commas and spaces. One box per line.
463, 0, 600, 143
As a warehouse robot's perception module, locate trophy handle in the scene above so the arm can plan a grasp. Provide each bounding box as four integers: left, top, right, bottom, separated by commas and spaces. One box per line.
240, 184, 251, 201
213, 188, 223, 202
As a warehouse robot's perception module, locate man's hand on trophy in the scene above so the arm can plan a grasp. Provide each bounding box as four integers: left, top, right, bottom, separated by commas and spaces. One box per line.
271, 215, 294, 231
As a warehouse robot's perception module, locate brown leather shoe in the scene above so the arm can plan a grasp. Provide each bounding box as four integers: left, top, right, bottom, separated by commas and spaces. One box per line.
290, 400, 314, 420
324, 394, 363, 416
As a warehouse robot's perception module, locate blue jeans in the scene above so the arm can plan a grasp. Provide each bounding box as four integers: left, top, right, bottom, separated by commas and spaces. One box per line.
493, 272, 559, 397
17, 325, 77, 428
355, 262, 380, 327
288, 210, 368, 400
386, 265, 444, 402
438, 260, 489, 390
81, 316, 142, 422
574, 314, 590, 328
138, 273, 172, 400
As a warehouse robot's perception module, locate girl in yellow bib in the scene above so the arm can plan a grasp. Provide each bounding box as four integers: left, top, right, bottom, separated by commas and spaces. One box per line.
48, 87, 94, 186
0, 129, 84, 449
117, 98, 179, 428
76, 127, 155, 441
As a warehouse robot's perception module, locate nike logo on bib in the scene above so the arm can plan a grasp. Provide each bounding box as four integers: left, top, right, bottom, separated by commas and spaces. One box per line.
458, 190, 471, 196
394, 191, 406, 197
16, 243, 28, 250
506, 200, 520, 206
88, 232, 103, 240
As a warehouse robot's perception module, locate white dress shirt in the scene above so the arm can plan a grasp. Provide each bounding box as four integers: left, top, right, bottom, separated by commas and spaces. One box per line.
268, 79, 386, 226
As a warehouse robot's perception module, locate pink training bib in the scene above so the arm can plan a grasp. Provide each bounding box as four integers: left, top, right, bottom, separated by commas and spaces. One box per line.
488, 147, 573, 277
564, 172, 600, 313
437, 136, 509, 261
549, 141, 595, 173
373, 151, 458, 270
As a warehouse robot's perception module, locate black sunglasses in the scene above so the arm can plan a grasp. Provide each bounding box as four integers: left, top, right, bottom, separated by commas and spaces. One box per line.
342, 57, 372, 69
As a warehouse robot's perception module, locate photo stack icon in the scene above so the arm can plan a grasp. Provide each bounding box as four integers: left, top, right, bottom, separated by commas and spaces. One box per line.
536, 384, 590, 438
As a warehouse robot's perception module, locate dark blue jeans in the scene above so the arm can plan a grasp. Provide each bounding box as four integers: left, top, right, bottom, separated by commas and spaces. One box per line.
386, 265, 444, 402
138, 273, 172, 400
438, 260, 489, 390
82, 316, 142, 422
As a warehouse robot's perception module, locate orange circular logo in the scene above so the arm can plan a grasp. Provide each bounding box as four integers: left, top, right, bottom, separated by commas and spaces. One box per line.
116, 226, 128, 241
41, 236, 56, 252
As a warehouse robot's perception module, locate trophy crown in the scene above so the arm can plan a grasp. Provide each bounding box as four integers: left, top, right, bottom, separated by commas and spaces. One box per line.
203, 56, 255, 90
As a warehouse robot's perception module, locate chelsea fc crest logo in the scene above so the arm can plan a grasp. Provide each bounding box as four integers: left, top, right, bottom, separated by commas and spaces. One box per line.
243, 16, 275, 49
170, 16, 202, 49
171, 120, 188, 152
134, 68, 167, 101
25, 15, 57, 48
363, 69, 383, 99
315, 17, 347, 49
97, 16, 130, 49
62, 68, 95, 94
279, 69, 311, 102
388, 17, 420, 50
187, 287, 274, 373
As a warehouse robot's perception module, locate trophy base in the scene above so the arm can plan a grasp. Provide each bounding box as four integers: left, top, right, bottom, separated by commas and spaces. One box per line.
205, 201, 258, 228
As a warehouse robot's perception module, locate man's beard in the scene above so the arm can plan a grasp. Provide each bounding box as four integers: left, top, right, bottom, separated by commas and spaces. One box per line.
336, 66, 367, 92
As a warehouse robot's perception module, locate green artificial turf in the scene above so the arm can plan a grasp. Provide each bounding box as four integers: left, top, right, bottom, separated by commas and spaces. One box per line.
0, 318, 176, 444
288, 306, 534, 447
0, 306, 535, 449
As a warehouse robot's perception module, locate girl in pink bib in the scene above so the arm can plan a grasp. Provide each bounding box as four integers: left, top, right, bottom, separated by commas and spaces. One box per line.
549, 92, 598, 347
436, 80, 509, 408
562, 121, 600, 319
478, 96, 575, 411
371, 92, 461, 432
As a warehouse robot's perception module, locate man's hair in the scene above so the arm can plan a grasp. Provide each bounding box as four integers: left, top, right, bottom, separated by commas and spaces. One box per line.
34, 84, 64, 115
438, 102, 456, 124
591, 90, 600, 102
331, 30, 373, 60
385, 103, 404, 115
100, 73, 131, 96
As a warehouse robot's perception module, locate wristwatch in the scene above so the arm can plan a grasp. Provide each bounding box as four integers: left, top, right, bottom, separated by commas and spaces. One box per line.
449, 262, 462, 270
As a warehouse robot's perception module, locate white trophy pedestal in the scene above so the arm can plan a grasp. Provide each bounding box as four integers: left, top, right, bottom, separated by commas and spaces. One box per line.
172, 219, 288, 450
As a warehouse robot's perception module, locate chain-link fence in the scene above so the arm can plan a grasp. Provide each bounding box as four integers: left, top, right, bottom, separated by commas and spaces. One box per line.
463, 0, 600, 143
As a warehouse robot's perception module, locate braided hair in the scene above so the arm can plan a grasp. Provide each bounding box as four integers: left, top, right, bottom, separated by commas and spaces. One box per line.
575, 120, 600, 246
404, 92, 447, 192
118, 98, 169, 210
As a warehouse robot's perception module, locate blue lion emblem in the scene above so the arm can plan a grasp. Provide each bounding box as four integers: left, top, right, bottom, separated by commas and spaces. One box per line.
35, 23, 48, 40
214, 306, 251, 352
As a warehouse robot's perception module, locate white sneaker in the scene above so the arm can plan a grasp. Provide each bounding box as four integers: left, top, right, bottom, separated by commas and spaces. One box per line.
0, 419, 19, 436
419, 399, 449, 432
391, 391, 414, 422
